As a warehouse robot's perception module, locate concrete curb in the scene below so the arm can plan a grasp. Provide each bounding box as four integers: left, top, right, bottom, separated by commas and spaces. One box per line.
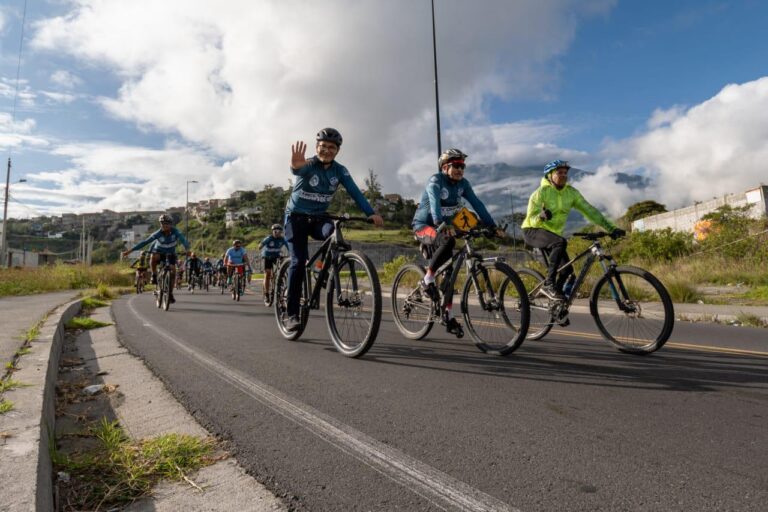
0, 298, 82, 512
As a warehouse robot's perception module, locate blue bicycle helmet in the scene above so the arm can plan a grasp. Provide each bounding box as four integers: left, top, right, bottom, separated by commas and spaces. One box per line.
543, 160, 570, 175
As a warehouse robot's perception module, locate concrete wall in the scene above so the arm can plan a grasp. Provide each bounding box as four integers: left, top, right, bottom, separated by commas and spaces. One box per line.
633, 185, 768, 233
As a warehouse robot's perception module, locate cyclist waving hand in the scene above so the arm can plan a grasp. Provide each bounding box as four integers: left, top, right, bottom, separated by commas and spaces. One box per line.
284, 127, 384, 331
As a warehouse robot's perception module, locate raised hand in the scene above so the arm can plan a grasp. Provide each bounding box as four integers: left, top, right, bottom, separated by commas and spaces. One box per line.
291, 141, 308, 170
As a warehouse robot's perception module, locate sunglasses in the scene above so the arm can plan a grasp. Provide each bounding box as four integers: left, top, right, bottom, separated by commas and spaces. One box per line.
449, 163, 466, 170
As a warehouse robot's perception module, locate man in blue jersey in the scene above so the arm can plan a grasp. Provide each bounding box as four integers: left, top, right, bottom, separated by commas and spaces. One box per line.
258, 224, 289, 305
224, 239, 251, 287
121, 214, 190, 303
412, 148, 504, 336
284, 127, 384, 331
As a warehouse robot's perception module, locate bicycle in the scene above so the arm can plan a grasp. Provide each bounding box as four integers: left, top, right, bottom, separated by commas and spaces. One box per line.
273, 214, 382, 358
153, 259, 174, 311
516, 232, 674, 354
187, 271, 203, 293
391, 225, 530, 356
263, 255, 285, 307
203, 270, 212, 292
229, 264, 246, 301
219, 270, 228, 295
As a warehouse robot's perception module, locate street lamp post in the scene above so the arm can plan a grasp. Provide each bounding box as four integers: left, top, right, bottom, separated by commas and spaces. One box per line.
185, 180, 198, 240
1, 157, 27, 267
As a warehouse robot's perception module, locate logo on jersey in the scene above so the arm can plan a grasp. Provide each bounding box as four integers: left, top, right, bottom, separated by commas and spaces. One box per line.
457, 187, 464, 197
309, 174, 320, 187
441, 187, 449, 200
342, 168, 350, 176
329, 176, 339, 189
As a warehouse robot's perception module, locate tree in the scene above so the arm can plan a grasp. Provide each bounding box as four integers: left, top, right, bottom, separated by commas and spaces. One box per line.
620, 200, 667, 230
363, 169, 383, 203
255, 185, 288, 225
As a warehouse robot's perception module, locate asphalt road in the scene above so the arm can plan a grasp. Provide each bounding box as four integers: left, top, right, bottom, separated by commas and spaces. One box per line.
111, 284, 768, 511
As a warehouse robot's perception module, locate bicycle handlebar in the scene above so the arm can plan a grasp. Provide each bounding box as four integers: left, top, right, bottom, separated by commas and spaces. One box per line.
293, 212, 373, 223
573, 232, 612, 240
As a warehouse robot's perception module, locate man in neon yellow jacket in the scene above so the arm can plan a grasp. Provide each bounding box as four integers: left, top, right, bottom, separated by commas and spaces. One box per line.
522, 160, 625, 300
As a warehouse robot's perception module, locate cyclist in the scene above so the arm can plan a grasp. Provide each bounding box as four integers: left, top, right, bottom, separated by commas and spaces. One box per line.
259, 224, 289, 305
129, 250, 150, 285
215, 253, 227, 286
522, 159, 625, 300
121, 214, 190, 304
285, 127, 384, 331
412, 148, 503, 336
202, 256, 214, 286
186, 252, 203, 289
224, 240, 251, 288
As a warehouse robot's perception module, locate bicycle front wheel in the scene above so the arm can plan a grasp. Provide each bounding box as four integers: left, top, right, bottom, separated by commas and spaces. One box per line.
274, 259, 308, 340
516, 268, 555, 341
391, 263, 434, 340
162, 272, 171, 311
590, 265, 674, 354
461, 262, 529, 355
326, 250, 382, 358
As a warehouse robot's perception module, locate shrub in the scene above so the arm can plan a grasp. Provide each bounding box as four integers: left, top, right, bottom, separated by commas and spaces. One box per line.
380, 255, 415, 284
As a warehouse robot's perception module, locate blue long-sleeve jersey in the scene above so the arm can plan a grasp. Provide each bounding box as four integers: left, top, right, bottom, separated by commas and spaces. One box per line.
128, 226, 190, 254
285, 157, 375, 216
412, 173, 496, 229
259, 236, 288, 257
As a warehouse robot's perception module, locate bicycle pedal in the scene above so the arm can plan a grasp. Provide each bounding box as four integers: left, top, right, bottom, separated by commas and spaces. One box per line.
558, 318, 570, 327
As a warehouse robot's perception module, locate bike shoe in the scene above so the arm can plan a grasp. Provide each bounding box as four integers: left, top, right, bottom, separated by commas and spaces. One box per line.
540, 283, 565, 301
443, 313, 463, 338
420, 280, 440, 302
151, 273, 158, 285
285, 315, 301, 332
169, 295, 176, 304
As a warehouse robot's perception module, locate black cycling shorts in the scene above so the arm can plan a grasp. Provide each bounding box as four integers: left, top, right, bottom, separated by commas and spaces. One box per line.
263, 256, 279, 271
155, 253, 177, 266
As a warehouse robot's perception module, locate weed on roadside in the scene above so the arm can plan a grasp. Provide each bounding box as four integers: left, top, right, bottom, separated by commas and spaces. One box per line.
0, 399, 13, 414
65, 317, 112, 330
0, 379, 31, 393
733, 312, 768, 328
53, 419, 218, 510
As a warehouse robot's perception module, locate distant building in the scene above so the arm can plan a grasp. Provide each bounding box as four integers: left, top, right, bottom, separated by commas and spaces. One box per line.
633, 185, 768, 234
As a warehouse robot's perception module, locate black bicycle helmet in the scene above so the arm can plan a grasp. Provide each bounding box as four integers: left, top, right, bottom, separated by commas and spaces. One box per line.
438, 148, 468, 167
158, 214, 173, 224
316, 127, 343, 147
271, 224, 283, 231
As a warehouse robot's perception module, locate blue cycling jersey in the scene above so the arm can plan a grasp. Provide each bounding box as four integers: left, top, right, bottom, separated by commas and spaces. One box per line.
128, 227, 190, 255
202, 261, 214, 272
215, 258, 225, 270
259, 236, 288, 257
225, 246, 248, 265
285, 157, 375, 216
412, 173, 496, 229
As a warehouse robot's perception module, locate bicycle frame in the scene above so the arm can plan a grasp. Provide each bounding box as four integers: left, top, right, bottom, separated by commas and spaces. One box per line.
432, 229, 506, 312
533, 235, 632, 312
302, 218, 353, 311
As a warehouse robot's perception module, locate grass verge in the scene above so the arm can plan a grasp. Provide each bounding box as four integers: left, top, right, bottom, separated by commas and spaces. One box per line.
0, 379, 30, 393
65, 317, 113, 330
52, 419, 217, 510
0, 263, 133, 297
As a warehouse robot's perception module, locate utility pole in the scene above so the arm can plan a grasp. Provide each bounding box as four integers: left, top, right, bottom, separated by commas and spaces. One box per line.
185, 180, 198, 239
507, 187, 518, 253
431, 0, 442, 159
1, 158, 11, 267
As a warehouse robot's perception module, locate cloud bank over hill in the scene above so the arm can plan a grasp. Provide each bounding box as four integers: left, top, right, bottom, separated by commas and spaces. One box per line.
2, 1, 766, 221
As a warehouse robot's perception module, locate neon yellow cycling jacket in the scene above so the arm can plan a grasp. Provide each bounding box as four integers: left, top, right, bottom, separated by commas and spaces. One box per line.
521, 177, 617, 236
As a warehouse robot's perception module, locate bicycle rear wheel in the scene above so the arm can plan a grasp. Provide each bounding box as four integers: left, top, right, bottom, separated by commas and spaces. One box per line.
516, 268, 555, 341
274, 259, 308, 340
391, 263, 434, 340
325, 251, 381, 358
461, 261, 529, 355
590, 265, 674, 354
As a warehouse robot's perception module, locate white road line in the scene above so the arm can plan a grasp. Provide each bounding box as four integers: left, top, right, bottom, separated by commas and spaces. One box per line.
127, 296, 519, 512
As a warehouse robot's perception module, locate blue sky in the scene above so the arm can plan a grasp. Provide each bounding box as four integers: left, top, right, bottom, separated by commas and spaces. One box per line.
1, 0, 767, 219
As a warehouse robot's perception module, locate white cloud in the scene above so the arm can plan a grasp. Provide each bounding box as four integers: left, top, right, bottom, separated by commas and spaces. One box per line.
579, 76, 768, 216
50, 70, 83, 89
29, 0, 615, 212
40, 90, 76, 104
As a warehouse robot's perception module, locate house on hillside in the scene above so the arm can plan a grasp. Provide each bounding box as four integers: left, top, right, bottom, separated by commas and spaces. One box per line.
632, 185, 768, 234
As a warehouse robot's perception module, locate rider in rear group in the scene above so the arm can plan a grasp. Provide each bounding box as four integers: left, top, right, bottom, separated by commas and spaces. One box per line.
284, 127, 384, 331
522, 159, 625, 300
412, 148, 503, 336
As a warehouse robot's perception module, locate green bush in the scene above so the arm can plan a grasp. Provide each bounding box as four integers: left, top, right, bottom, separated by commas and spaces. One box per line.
380, 255, 414, 285
620, 228, 693, 263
